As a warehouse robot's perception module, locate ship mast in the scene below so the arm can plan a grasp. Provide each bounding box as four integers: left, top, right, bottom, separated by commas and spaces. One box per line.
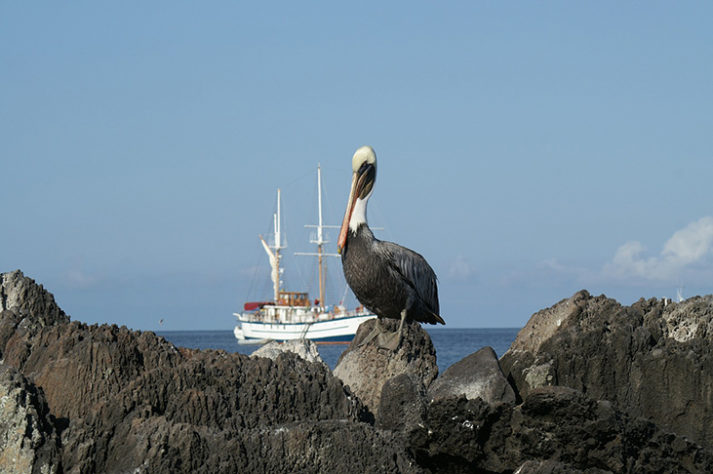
316, 165, 325, 305
260, 188, 285, 303
296, 164, 339, 308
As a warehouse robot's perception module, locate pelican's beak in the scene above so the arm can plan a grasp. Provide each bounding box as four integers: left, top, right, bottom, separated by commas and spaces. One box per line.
337, 173, 358, 254
337, 163, 375, 254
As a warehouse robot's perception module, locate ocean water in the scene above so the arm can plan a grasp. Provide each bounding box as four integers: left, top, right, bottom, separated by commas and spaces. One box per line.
157, 327, 520, 373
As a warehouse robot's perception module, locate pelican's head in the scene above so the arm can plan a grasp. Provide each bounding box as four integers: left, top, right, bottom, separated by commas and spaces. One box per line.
352, 145, 376, 171
338, 146, 377, 253
351, 145, 377, 197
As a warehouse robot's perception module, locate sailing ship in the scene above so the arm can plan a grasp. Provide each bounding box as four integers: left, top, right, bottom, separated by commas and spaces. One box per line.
233, 165, 376, 343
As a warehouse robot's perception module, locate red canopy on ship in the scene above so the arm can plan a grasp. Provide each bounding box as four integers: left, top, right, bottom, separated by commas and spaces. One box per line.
243, 301, 271, 311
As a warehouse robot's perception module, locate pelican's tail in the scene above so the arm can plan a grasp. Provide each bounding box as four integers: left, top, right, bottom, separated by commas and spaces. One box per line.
429, 311, 445, 325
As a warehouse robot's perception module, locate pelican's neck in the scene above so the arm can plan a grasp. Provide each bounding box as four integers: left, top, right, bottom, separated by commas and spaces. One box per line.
349, 196, 369, 233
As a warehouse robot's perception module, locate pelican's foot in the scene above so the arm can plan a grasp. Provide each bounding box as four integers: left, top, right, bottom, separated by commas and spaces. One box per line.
376, 330, 402, 351
358, 319, 384, 347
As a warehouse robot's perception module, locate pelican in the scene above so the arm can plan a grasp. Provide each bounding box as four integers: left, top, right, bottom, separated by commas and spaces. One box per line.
337, 146, 444, 350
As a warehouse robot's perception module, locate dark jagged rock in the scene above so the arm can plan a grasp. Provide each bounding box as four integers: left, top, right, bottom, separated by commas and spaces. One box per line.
0, 270, 417, 473
69, 350, 367, 434
0, 270, 69, 326
3, 270, 713, 473
2, 320, 183, 421
64, 418, 425, 474
514, 459, 612, 473
500, 290, 713, 447
61, 351, 384, 473
231, 420, 425, 474
0, 363, 60, 474
408, 395, 512, 472
0, 270, 69, 357
334, 318, 438, 414
408, 386, 713, 473
377, 372, 428, 431
428, 346, 516, 404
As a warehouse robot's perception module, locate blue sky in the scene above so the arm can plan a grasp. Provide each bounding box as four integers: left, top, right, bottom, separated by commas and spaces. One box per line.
2, 2, 712, 330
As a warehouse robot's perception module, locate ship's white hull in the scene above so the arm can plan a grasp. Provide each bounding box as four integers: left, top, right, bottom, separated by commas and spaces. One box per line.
234, 312, 375, 343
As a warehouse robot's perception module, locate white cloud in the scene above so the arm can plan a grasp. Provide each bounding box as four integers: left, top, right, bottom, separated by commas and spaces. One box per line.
662, 217, 713, 264
604, 216, 713, 281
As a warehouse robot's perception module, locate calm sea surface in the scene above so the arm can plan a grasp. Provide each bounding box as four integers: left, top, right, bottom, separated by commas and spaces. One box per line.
157, 328, 520, 373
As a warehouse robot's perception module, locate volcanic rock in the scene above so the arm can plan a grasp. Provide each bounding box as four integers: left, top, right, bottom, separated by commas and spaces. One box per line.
60, 351, 381, 473
1, 270, 422, 473
1, 320, 183, 421
0, 270, 69, 357
333, 318, 438, 414
500, 290, 713, 447
513, 459, 611, 473
0, 364, 60, 474
251, 339, 326, 366
428, 346, 516, 404
377, 372, 428, 431
4, 270, 713, 473
408, 386, 713, 473
0, 270, 68, 326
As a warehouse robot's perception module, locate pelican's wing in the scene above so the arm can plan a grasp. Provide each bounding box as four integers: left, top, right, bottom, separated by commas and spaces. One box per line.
376, 240, 441, 318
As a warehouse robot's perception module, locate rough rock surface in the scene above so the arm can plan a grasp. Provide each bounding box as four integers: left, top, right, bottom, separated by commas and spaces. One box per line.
0, 270, 68, 325
377, 372, 428, 431
251, 339, 326, 366
3, 270, 713, 473
0, 270, 422, 473
0, 364, 60, 474
1, 320, 183, 421
428, 346, 516, 404
333, 318, 439, 414
513, 459, 612, 473
60, 351, 390, 473
0, 270, 69, 357
500, 290, 713, 447
408, 386, 713, 473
